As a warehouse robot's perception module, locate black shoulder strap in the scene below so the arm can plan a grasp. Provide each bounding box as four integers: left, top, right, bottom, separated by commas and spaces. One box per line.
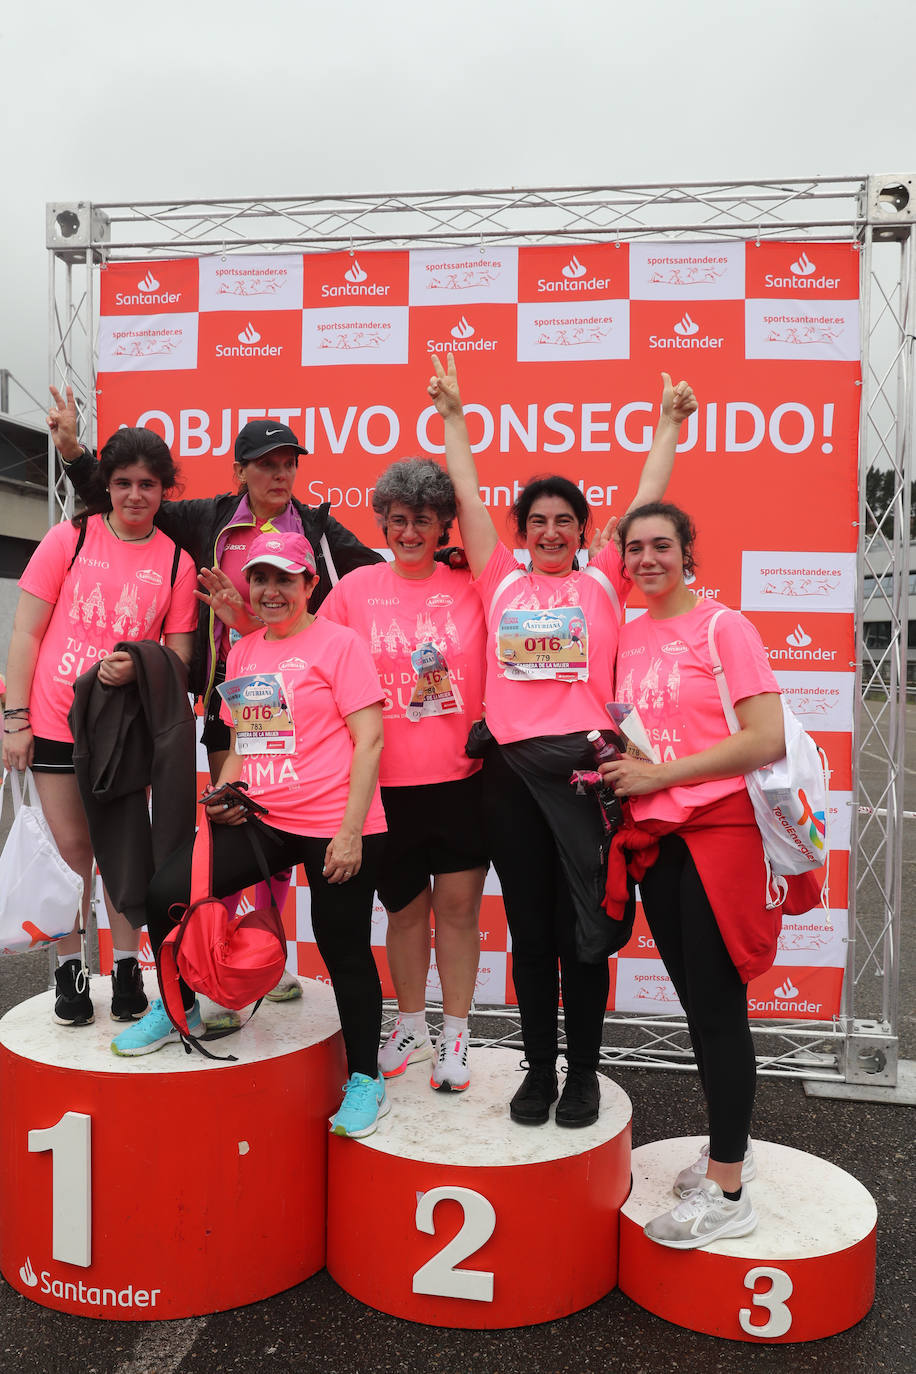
66, 520, 88, 573
169, 538, 181, 587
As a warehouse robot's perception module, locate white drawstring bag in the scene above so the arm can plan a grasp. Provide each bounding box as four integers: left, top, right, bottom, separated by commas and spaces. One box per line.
708, 610, 830, 909
0, 769, 83, 953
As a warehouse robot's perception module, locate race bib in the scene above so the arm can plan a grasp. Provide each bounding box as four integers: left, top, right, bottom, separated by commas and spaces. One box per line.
496, 606, 589, 682
406, 642, 462, 722
218, 672, 295, 754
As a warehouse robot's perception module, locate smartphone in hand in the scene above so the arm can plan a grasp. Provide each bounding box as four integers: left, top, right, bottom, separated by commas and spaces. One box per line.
200, 781, 269, 817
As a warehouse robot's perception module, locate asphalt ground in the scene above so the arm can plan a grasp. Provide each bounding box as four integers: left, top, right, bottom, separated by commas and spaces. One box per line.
0, 712, 914, 1374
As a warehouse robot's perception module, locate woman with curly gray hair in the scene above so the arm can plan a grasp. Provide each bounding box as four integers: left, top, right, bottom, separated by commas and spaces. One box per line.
321, 456, 488, 1092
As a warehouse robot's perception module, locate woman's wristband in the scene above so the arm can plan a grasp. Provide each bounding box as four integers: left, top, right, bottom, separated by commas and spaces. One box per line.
3, 724, 33, 734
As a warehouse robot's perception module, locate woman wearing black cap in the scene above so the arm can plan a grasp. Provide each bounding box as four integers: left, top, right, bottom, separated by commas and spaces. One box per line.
49, 387, 382, 1007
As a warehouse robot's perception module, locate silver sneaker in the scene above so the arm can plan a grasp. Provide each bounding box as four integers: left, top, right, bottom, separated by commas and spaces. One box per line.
378, 1019, 433, 1078
674, 1139, 756, 1196
431, 1030, 471, 1092
645, 1180, 758, 1250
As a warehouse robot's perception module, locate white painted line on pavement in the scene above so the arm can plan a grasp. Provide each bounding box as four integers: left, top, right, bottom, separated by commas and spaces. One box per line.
113, 1316, 206, 1374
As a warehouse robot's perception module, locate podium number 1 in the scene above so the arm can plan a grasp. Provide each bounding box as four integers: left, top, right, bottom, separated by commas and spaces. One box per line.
27, 1112, 92, 1267
413, 1187, 496, 1302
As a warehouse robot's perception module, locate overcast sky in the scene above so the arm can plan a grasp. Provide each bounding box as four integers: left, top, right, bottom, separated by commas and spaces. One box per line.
3, 0, 915, 428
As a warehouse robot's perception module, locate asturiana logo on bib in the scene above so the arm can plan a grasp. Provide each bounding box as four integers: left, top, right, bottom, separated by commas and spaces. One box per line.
427, 316, 497, 354
20, 1256, 161, 1310
114, 270, 182, 308
536, 254, 611, 293
321, 258, 390, 298
522, 615, 563, 633
216, 323, 283, 359
649, 312, 724, 349
763, 252, 841, 291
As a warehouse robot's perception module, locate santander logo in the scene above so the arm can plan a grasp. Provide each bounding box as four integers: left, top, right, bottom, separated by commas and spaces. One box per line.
19, 1257, 39, 1288
451, 316, 475, 340
238, 323, 260, 344
137, 272, 160, 292
673, 312, 699, 336
321, 258, 389, 298
774, 977, 799, 999
562, 255, 587, 279
216, 323, 282, 358
791, 252, 817, 276
113, 270, 180, 307
787, 624, 812, 647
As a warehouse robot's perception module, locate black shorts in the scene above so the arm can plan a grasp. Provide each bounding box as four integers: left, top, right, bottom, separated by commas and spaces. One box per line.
30, 736, 75, 774
378, 773, 489, 913
200, 663, 231, 755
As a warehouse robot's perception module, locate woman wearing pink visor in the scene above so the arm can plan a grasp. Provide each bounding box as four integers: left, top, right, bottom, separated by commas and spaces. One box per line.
113, 532, 390, 1139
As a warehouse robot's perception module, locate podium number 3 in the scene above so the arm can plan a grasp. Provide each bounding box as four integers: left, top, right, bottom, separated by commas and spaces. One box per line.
27, 1112, 92, 1268
413, 1187, 496, 1302
739, 1266, 793, 1338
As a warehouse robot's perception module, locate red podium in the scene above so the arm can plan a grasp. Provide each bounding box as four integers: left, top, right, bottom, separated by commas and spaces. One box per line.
620, 1137, 877, 1342
327, 1048, 632, 1328
0, 974, 345, 1319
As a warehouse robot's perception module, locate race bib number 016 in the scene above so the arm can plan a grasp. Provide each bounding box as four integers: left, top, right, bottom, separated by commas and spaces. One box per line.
218, 672, 295, 754
406, 642, 461, 722
497, 606, 589, 682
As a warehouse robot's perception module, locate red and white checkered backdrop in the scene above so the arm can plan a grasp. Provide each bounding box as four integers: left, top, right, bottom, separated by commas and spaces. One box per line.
94, 240, 859, 1021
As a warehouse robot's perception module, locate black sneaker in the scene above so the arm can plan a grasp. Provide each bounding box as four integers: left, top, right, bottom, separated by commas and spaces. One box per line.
555, 1067, 600, 1128
53, 960, 94, 1027
110, 958, 149, 1022
509, 1065, 558, 1125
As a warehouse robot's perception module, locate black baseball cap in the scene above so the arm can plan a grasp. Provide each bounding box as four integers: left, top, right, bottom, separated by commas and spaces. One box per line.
234, 420, 309, 464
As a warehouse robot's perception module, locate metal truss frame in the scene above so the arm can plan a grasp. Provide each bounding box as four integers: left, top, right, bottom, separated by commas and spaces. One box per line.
48, 175, 915, 1086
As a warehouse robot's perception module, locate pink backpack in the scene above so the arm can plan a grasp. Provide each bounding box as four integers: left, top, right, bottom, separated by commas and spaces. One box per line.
158, 813, 288, 1056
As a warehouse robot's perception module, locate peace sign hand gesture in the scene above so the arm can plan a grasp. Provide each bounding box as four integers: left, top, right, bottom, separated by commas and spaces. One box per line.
428, 352, 464, 421
48, 385, 83, 462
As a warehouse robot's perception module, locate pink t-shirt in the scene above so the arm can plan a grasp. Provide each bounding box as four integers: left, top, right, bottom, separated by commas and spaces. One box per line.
615, 597, 781, 823
19, 517, 197, 741
221, 618, 387, 837
474, 541, 629, 745
320, 562, 485, 786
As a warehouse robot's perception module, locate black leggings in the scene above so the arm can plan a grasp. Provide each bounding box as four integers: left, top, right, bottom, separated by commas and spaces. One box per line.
147, 823, 385, 1079
481, 747, 609, 1071
638, 833, 755, 1164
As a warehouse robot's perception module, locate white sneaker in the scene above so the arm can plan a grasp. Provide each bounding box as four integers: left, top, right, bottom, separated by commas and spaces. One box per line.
645, 1180, 758, 1250
431, 1030, 471, 1092
674, 1140, 756, 1196
265, 968, 303, 1002
378, 1019, 432, 1078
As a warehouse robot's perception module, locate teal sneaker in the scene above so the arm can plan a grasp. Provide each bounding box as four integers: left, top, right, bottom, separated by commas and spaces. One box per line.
111, 998, 202, 1057
329, 1072, 390, 1138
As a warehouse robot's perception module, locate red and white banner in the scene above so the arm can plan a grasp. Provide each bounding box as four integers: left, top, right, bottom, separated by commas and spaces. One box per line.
97, 240, 860, 1021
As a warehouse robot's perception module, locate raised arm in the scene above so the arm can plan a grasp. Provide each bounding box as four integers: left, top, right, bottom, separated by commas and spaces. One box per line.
625, 373, 697, 515
428, 353, 498, 578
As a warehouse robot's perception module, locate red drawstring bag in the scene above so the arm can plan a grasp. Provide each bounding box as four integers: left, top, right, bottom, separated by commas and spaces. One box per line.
158, 813, 288, 1056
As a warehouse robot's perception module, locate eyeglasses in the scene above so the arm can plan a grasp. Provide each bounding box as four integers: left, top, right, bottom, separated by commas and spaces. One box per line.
387, 514, 437, 532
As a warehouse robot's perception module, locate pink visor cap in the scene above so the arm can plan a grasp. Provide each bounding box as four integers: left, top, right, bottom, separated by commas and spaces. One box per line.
242, 531, 317, 576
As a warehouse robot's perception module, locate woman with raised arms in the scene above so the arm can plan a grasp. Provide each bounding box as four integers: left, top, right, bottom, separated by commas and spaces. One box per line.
599, 503, 822, 1247
429, 353, 696, 1128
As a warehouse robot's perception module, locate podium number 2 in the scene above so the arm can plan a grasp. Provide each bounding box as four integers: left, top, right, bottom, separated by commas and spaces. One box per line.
27, 1112, 92, 1267
413, 1187, 496, 1302
739, 1266, 793, 1338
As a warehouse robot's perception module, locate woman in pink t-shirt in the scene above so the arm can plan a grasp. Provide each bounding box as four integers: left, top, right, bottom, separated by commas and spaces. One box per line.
430, 353, 697, 1130
3, 428, 197, 1030
113, 531, 391, 1139
321, 458, 488, 1094
600, 502, 817, 1250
